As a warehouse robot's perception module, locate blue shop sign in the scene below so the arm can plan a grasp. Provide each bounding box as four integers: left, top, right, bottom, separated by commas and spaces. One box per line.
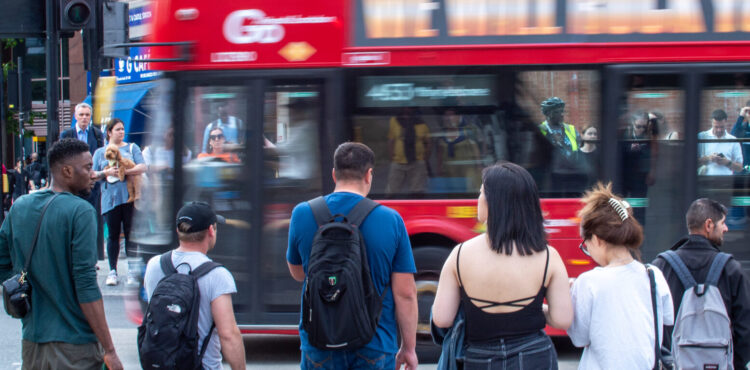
115, 47, 161, 84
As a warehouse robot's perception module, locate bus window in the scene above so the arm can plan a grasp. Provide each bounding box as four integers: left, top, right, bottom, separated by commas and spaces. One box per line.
180, 86, 252, 282
259, 83, 323, 312
515, 70, 601, 197
617, 74, 686, 257
352, 69, 600, 199
698, 73, 750, 267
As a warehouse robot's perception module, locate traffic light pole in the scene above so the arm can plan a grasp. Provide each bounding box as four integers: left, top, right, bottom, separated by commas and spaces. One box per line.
46, 0, 61, 146
17, 57, 25, 161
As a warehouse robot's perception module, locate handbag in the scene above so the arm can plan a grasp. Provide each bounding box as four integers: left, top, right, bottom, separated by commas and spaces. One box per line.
2, 193, 60, 318
647, 265, 675, 370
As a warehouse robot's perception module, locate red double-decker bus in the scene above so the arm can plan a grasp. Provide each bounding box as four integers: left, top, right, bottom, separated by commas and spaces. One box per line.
128, 0, 750, 341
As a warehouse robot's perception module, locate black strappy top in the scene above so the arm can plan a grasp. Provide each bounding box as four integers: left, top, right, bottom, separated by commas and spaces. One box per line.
457, 244, 550, 343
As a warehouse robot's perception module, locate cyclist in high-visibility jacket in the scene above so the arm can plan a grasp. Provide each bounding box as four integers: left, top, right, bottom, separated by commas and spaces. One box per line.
539, 97, 581, 159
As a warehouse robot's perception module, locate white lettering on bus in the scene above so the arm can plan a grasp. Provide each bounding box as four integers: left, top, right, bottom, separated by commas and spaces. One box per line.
210, 52, 259, 63
223, 9, 337, 45
224, 10, 285, 44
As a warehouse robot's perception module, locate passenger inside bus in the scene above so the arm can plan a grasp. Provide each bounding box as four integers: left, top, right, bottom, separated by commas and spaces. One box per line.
621, 110, 657, 198
579, 125, 599, 187
537, 97, 586, 194
198, 127, 241, 163
698, 109, 743, 176
386, 107, 431, 195
434, 108, 482, 192
201, 101, 243, 153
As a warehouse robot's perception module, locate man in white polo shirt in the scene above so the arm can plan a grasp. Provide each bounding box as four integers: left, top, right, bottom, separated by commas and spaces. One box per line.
698, 109, 743, 175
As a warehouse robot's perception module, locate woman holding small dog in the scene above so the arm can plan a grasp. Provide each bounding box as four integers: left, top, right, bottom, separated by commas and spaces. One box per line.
93, 118, 147, 286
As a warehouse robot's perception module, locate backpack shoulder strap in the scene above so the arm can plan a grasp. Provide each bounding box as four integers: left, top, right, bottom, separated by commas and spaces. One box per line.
658, 250, 697, 288
191, 260, 223, 279
159, 251, 177, 275
346, 197, 380, 226
308, 196, 332, 227
705, 252, 731, 286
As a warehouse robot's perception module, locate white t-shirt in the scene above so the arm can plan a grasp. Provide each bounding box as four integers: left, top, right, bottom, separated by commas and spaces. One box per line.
144, 251, 237, 370
567, 261, 674, 370
698, 129, 743, 175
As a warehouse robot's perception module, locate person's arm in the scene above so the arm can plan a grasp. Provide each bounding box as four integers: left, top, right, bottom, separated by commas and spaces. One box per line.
0, 213, 12, 281
731, 113, 746, 137
729, 262, 750, 367
287, 263, 304, 282
124, 144, 148, 175
393, 272, 418, 370
79, 300, 123, 370
212, 294, 245, 370
431, 248, 460, 328
543, 247, 573, 330
567, 274, 593, 347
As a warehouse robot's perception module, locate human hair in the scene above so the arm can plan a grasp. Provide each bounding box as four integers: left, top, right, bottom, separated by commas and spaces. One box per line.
686, 198, 728, 232
48, 138, 90, 170
712, 109, 728, 121
106, 118, 125, 140
582, 125, 597, 136
176, 222, 210, 242
578, 182, 643, 252
75, 102, 92, 114
482, 162, 547, 256
333, 142, 375, 182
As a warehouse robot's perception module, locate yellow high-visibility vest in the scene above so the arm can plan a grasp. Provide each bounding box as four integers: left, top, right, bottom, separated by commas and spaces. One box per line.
539, 121, 579, 152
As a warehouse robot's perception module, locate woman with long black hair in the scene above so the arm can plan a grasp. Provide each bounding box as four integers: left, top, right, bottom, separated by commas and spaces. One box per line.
432, 162, 573, 369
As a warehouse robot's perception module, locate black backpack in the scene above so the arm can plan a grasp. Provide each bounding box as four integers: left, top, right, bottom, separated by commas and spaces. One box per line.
138, 251, 222, 369
303, 196, 384, 350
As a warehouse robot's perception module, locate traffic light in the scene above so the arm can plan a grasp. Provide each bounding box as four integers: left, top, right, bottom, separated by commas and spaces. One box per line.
60, 0, 94, 32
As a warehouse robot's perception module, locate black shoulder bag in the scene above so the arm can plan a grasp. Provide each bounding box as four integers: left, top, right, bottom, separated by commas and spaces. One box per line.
2, 193, 61, 318
647, 264, 674, 370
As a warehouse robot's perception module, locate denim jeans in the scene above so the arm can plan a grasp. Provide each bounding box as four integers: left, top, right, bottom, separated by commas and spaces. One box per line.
301, 347, 395, 370
463, 330, 558, 370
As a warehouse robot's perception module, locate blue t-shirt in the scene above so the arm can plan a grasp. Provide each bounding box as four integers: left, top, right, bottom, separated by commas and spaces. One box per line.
93, 143, 145, 214
286, 192, 416, 354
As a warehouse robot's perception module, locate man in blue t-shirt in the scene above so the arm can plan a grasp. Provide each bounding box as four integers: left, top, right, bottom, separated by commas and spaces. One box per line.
287, 142, 418, 370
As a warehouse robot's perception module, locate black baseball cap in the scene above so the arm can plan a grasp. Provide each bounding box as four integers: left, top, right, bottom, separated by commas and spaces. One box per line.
176, 202, 225, 233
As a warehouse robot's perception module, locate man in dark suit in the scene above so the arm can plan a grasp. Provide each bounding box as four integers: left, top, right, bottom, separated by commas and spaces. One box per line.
61, 102, 105, 259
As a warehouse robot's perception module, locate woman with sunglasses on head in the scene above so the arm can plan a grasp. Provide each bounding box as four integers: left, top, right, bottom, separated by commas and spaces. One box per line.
198, 126, 240, 163
568, 182, 673, 369
432, 162, 573, 369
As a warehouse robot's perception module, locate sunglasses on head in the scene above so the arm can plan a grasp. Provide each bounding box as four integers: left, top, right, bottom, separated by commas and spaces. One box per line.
209, 134, 225, 140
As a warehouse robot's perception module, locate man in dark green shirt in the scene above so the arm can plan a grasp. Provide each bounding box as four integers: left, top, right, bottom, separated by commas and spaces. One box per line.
0, 139, 123, 370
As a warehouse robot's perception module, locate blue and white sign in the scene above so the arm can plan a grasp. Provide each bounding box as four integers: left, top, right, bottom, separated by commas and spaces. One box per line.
128, 2, 152, 39
115, 47, 161, 84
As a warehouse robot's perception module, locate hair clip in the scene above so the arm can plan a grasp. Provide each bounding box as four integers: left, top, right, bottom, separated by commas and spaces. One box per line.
608, 198, 630, 222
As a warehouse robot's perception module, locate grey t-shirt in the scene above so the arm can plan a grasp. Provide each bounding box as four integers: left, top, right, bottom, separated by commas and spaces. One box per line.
144, 250, 237, 370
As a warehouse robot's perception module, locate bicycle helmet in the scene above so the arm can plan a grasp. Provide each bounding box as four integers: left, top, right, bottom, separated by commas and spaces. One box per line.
541, 97, 565, 115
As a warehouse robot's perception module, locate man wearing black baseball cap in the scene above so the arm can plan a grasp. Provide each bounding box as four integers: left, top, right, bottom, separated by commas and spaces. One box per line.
142, 202, 245, 369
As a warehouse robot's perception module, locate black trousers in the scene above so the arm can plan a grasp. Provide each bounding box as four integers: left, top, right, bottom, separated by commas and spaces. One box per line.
105, 202, 135, 271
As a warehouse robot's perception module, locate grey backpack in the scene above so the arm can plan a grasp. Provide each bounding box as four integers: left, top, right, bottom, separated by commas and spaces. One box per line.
659, 251, 733, 370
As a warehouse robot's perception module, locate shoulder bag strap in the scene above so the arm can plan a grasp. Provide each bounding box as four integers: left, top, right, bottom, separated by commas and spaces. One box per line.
191, 260, 223, 362
346, 197, 379, 227
307, 196, 332, 227
647, 265, 661, 370
191, 261, 222, 279
22, 193, 62, 272
705, 252, 732, 286
159, 251, 177, 275
659, 250, 697, 289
